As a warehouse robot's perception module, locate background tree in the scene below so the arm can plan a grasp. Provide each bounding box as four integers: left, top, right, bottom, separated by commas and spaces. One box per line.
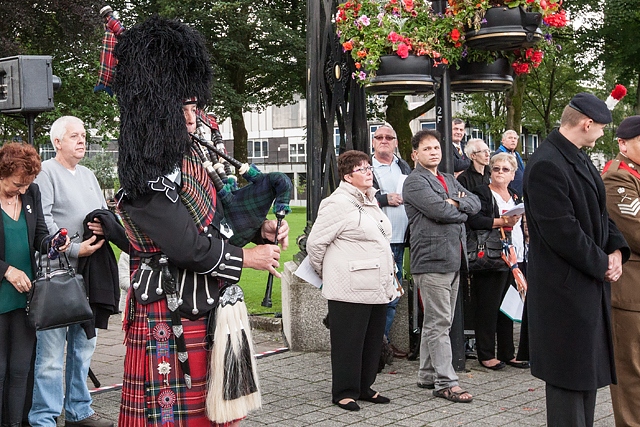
0, 1, 119, 146
120, 0, 308, 164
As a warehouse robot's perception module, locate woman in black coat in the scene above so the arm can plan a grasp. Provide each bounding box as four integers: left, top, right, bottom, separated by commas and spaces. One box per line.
467, 153, 526, 370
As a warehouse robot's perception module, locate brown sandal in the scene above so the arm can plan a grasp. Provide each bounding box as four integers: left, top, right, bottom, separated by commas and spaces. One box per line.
433, 386, 473, 403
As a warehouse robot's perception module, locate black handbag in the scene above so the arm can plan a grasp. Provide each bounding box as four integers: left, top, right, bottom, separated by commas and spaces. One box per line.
26, 250, 93, 331
467, 228, 508, 272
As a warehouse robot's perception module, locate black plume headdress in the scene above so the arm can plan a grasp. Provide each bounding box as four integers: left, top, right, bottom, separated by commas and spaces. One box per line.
113, 16, 212, 199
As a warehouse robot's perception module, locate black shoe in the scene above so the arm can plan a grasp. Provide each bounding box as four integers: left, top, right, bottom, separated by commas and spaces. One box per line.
417, 382, 435, 389
65, 414, 114, 427
481, 361, 506, 371
336, 400, 360, 411
360, 393, 390, 404
506, 360, 530, 369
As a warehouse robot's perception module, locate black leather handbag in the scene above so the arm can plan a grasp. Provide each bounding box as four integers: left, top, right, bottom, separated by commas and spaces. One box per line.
466, 228, 508, 272
26, 251, 93, 331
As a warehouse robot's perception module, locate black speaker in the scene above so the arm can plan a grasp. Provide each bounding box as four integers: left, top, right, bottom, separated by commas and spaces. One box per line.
0, 55, 60, 113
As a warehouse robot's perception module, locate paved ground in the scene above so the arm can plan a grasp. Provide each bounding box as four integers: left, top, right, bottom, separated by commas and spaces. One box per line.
85, 315, 616, 426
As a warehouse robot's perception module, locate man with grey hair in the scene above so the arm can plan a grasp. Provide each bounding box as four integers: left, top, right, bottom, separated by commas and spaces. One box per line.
30, 116, 113, 427
371, 124, 411, 358
494, 129, 525, 194
457, 138, 491, 193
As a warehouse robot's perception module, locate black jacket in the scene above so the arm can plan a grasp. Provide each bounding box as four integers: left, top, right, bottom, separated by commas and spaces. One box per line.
77, 209, 128, 335
523, 128, 630, 390
457, 164, 491, 193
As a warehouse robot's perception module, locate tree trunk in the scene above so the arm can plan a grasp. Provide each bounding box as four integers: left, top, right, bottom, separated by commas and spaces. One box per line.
231, 107, 248, 165
506, 74, 527, 151
385, 95, 436, 161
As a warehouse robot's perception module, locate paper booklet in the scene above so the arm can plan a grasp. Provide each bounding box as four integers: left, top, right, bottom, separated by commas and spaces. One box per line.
500, 285, 525, 322
294, 255, 323, 289
502, 203, 525, 217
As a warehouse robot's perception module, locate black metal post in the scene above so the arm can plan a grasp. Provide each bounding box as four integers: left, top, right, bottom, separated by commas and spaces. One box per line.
435, 67, 466, 373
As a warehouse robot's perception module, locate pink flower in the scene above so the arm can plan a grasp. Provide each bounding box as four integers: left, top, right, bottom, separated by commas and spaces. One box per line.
357, 15, 370, 26
388, 31, 403, 43
358, 71, 367, 80
396, 42, 410, 58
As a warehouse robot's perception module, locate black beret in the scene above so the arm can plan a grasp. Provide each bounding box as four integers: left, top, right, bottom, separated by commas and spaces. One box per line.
568, 92, 612, 124
616, 116, 640, 139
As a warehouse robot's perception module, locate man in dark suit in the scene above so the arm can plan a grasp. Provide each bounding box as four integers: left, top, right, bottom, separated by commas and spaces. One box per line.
452, 118, 471, 176
523, 92, 630, 426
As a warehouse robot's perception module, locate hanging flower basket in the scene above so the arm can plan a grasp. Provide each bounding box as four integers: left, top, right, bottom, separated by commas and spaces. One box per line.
464, 6, 542, 51
366, 54, 437, 95
450, 57, 513, 93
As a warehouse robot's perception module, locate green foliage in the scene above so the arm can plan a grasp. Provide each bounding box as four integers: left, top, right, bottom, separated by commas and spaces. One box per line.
0, 1, 120, 146
119, 0, 308, 164
520, 28, 591, 138
80, 153, 117, 190
458, 91, 507, 143
336, 0, 465, 83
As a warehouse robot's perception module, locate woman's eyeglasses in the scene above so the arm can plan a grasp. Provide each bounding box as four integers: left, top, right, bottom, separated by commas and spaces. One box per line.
352, 166, 374, 174
373, 135, 397, 141
492, 166, 513, 173
473, 149, 491, 155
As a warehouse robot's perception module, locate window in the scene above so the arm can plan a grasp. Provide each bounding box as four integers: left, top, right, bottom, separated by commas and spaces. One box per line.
289, 140, 306, 162
247, 140, 268, 158
369, 125, 381, 154
421, 122, 436, 130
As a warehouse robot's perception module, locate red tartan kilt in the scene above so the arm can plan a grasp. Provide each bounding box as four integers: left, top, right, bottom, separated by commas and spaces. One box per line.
119, 299, 238, 427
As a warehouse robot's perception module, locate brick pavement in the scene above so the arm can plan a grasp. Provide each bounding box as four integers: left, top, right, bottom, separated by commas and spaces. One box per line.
85, 315, 615, 426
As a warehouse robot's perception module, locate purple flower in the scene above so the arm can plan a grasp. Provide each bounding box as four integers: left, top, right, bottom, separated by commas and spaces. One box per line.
462, 46, 468, 58
481, 18, 487, 24
358, 71, 367, 80
544, 33, 552, 41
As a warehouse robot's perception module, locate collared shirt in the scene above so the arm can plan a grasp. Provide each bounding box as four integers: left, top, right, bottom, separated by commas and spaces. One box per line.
372, 155, 408, 243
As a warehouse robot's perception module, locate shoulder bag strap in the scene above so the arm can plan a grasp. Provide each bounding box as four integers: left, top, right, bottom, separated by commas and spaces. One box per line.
341, 195, 389, 241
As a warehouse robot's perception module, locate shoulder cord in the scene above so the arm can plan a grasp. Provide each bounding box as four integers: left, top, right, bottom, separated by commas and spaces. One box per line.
343, 195, 390, 241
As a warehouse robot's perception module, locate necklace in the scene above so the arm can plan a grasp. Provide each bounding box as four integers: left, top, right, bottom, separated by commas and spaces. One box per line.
0, 195, 19, 220
4, 195, 17, 205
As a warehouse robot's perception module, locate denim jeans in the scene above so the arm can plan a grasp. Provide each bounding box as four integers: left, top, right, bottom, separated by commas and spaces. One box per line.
385, 243, 405, 340
29, 324, 97, 426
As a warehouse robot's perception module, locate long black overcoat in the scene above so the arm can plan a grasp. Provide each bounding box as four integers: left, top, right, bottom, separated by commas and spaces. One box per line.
523, 129, 629, 391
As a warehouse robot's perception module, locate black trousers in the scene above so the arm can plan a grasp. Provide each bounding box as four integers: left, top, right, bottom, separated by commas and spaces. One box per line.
472, 269, 514, 362
328, 300, 386, 403
545, 383, 597, 427
0, 308, 36, 425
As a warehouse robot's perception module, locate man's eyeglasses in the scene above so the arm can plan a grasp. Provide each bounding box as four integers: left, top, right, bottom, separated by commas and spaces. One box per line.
492, 166, 512, 173
352, 166, 374, 174
473, 149, 491, 155
373, 135, 397, 141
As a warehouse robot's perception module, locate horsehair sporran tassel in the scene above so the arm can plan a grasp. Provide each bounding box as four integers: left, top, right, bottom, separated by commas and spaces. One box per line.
206, 284, 261, 423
